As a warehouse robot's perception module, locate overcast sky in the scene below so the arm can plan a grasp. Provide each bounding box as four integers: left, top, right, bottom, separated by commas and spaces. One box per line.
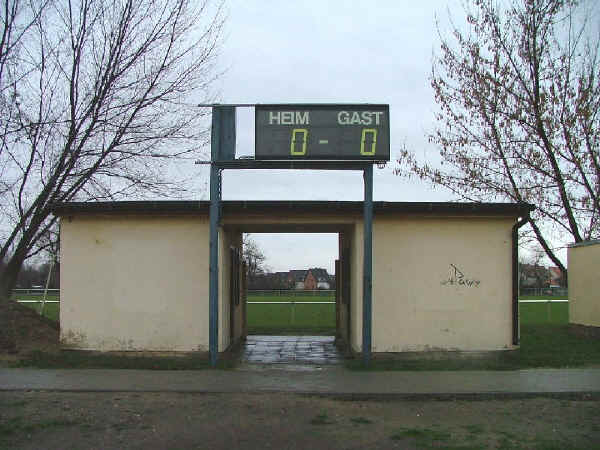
199, 0, 465, 273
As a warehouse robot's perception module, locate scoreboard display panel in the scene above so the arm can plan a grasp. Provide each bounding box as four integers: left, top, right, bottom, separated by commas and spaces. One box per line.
255, 104, 389, 161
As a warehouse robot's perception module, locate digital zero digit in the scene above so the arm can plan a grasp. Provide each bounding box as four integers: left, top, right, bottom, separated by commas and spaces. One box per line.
360, 128, 377, 156
290, 128, 308, 156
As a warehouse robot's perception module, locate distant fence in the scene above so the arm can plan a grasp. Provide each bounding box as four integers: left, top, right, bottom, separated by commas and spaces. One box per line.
248, 289, 334, 297
519, 287, 568, 297
10, 287, 569, 304
12, 288, 60, 296
11, 288, 60, 316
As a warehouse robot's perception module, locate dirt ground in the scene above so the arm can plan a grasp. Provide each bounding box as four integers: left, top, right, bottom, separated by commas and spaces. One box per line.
1, 392, 598, 450
0, 303, 59, 362
1, 305, 599, 449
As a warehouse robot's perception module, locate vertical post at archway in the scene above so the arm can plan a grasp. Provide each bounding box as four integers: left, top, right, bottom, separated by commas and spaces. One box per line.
362, 164, 373, 365
209, 107, 222, 367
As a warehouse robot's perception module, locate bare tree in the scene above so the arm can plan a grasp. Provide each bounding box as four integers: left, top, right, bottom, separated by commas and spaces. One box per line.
396, 0, 600, 273
519, 243, 551, 289
0, 0, 224, 350
243, 235, 268, 279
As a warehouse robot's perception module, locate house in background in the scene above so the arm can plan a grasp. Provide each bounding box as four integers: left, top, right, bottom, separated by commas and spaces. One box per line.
304, 268, 331, 290
548, 266, 565, 287
519, 264, 549, 288
274, 272, 289, 286
247, 269, 333, 290
288, 270, 308, 290
519, 263, 566, 289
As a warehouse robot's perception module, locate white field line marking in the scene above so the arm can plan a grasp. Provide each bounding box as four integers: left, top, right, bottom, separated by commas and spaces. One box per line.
519, 299, 568, 303
16, 300, 60, 303
248, 301, 334, 304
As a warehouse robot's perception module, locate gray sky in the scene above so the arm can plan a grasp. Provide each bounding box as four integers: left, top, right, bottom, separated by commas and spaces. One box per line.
200, 0, 463, 273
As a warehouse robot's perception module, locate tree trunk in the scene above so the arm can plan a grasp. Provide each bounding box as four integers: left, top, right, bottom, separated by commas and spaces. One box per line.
0, 245, 29, 299
0, 277, 17, 353
0, 241, 32, 353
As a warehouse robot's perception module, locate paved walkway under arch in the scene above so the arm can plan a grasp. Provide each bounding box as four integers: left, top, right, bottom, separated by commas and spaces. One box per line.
239, 335, 345, 366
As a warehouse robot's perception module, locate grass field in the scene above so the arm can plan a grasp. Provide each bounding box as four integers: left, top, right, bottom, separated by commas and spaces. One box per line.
10, 292, 600, 371
12, 293, 571, 331
519, 294, 568, 300
247, 295, 572, 333
520, 301, 568, 324
247, 294, 335, 335
10, 293, 60, 322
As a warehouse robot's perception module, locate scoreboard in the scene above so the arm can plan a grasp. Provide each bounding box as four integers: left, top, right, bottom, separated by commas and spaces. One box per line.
255, 104, 389, 161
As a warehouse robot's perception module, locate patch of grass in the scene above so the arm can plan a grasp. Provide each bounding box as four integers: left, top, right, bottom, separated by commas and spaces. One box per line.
310, 412, 334, 425
10, 294, 60, 322
0, 400, 27, 408
349, 416, 373, 424
390, 427, 451, 446
110, 422, 132, 432
463, 424, 485, 435
498, 435, 519, 450
519, 295, 568, 300
347, 300, 600, 371
347, 324, 600, 371
248, 294, 334, 302
513, 324, 600, 368
0, 416, 78, 437
346, 356, 506, 371
247, 297, 335, 334
519, 302, 568, 325
11, 350, 235, 370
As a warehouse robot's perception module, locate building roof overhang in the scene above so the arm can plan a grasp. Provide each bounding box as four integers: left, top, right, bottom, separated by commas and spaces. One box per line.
52, 200, 534, 217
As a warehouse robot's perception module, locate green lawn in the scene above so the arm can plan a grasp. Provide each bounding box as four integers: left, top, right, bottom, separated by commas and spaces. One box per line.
520, 301, 568, 325
14, 350, 235, 370
14, 292, 600, 371
519, 294, 568, 300
246, 296, 572, 335
247, 295, 335, 335
10, 293, 60, 322
12, 294, 571, 333
348, 301, 600, 370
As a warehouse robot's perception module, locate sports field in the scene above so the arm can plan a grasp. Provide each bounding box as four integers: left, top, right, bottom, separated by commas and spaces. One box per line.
13, 292, 570, 332
11, 291, 600, 370
246, 294, 335, 335
11, 293, 60, 322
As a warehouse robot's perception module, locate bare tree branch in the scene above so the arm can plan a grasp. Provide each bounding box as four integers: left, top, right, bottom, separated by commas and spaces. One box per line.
0, 0, 224, 304
396, 0, 599, 271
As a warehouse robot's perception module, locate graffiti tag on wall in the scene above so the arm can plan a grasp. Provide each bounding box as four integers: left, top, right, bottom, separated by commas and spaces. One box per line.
441, 264, 480, 287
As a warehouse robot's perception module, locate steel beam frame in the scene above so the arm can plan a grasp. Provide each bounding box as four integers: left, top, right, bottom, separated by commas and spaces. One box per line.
208, 106, 376, 367
362, 165, 373, 364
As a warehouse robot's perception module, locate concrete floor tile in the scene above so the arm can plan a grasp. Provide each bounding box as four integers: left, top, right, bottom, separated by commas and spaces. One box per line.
240, 335, 342, 366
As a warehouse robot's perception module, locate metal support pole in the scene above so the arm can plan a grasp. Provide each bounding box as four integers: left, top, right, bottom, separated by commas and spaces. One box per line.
209, 165, 221, 366
209, 107, 222, 367
512, 214, 529, 345
362, 164, 373, 365
40, 259, 55, 317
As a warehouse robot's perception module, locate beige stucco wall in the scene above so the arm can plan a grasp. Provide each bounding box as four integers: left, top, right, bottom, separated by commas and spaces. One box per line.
60, 215, 210, 352
59, 209, 518, 354
569, 242, 600, 327
371, 216, 515, 352
351, 223, 364, 352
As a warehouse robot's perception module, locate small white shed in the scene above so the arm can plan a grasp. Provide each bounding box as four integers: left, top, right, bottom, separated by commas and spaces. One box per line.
568, 240, 600, 330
